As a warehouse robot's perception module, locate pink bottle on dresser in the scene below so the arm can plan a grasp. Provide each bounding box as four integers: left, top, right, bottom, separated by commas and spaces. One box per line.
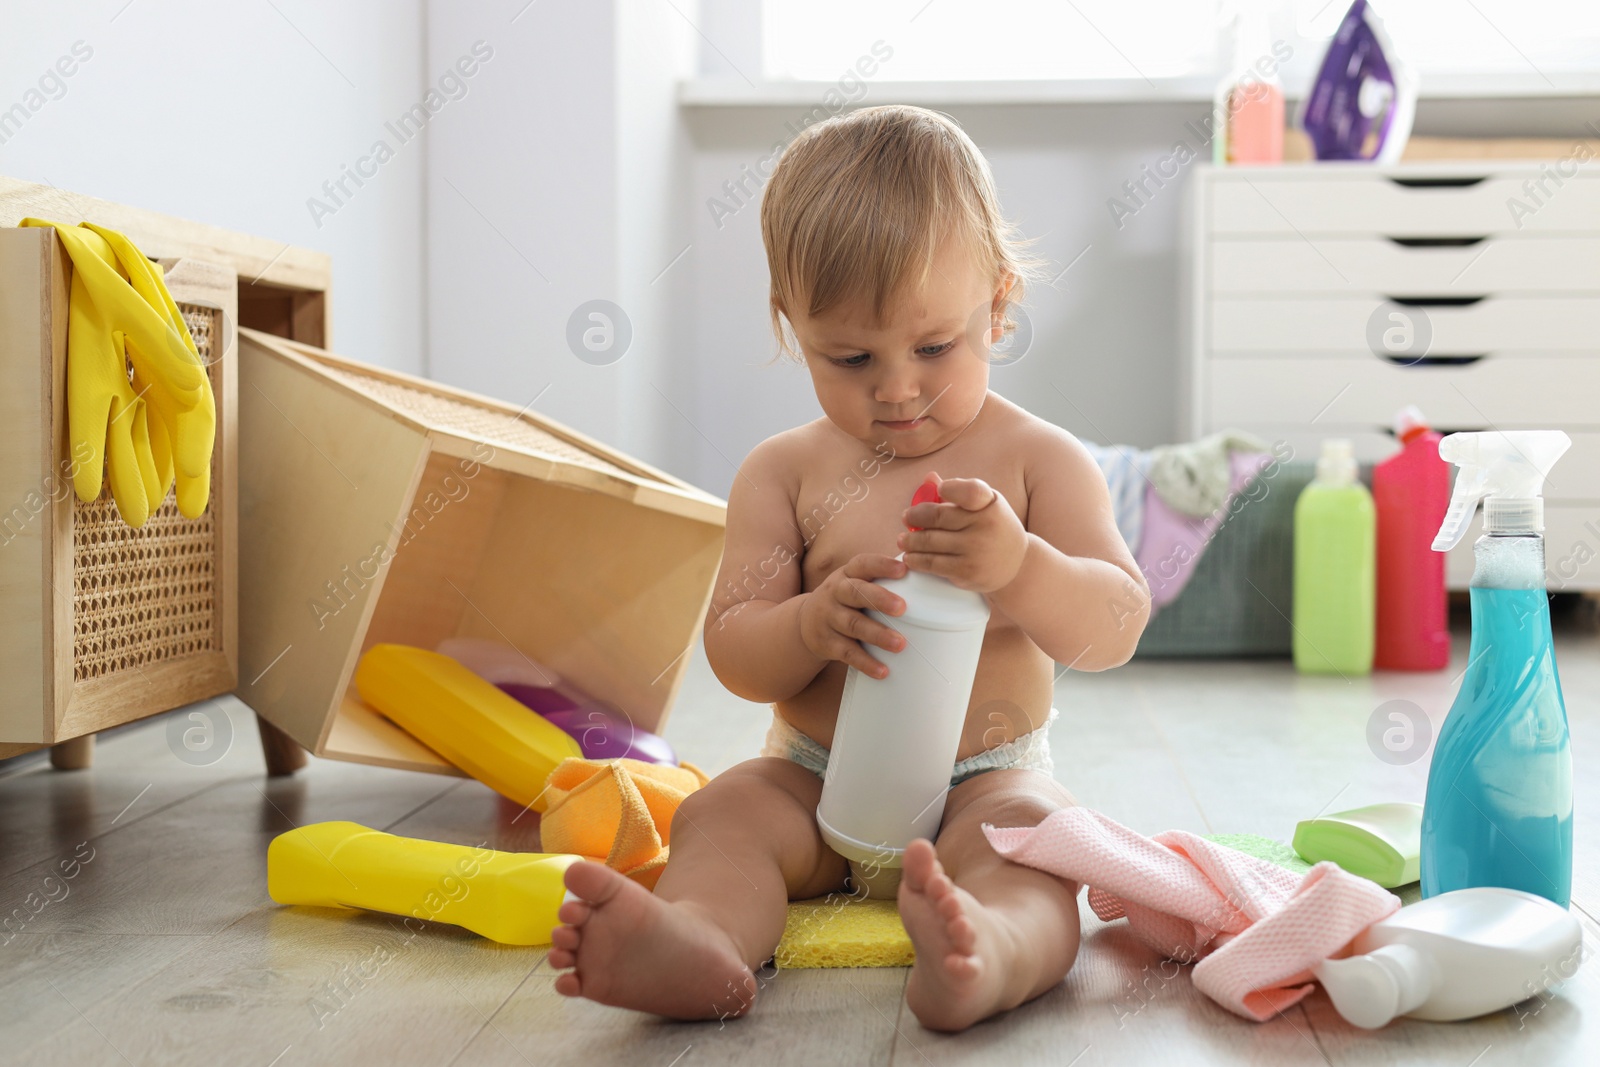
1374, 406, 1450, 670
1214, 4, 1285, 165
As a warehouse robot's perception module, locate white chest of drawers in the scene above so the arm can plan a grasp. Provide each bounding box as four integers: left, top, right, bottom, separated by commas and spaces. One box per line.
1183, 162, 1600, 591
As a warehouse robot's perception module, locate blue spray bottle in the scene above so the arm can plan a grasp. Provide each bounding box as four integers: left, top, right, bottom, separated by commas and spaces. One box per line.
1421, 430, 1573, 907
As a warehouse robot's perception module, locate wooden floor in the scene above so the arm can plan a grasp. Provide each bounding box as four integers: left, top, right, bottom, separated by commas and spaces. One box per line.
3, 623, 1597, 1066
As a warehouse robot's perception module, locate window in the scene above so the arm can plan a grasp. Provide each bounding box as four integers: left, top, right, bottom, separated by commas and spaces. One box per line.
761, 0, 1600, 85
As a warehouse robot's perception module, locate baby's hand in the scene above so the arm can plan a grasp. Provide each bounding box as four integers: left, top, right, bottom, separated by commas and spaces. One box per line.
799, 553, 909, 680
897, 473, 1028, 594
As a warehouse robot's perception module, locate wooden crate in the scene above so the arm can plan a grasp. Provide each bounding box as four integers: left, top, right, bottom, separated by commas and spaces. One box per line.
0, 226, 239, 745
234, 328, 727, 776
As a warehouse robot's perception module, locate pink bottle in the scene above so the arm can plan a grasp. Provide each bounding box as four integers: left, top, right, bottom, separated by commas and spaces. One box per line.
1214, 5, 1285, 165
1374, 406, 1450, 671
1225, 81, 1284, 164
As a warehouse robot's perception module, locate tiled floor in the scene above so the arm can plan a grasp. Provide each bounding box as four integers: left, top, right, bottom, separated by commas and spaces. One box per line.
1, 619, 1596, 1065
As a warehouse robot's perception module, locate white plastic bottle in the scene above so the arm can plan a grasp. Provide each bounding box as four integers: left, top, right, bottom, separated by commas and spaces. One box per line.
1314, 886, 1582, 1028
815, 481, 990, 899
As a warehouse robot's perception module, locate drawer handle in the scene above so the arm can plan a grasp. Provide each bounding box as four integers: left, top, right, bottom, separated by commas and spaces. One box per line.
1389, 176, 1489, 189
1386, 295, 1486, 307
1381, 353, 1487, 367
1387, 236, 1487, 248
1379, 424, 1484, 438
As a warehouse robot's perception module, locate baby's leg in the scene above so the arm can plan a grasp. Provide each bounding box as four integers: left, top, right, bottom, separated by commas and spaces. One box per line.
548, 756, 846, 1020
900, 769, 1082, 1032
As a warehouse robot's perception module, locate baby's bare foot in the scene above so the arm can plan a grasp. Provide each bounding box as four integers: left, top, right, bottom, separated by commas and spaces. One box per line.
899, 838, 1017, 1032
548, 861, 757, 1020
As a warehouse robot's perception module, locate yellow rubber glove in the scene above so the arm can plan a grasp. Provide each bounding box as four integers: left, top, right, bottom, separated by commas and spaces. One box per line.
84, 222, 214, 517
43, 227, 163, 526
20, 218, 216, 525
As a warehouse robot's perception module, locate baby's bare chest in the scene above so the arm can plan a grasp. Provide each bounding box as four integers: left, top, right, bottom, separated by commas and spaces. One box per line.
794, 445, 1028, 593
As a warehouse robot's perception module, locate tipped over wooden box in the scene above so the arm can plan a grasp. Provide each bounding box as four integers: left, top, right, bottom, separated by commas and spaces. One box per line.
0, 225, 239, 747
234, 329, 727, 776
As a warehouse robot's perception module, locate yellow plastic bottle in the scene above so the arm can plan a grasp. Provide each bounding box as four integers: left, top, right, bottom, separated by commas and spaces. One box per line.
354, 643, 582, 812
267, 821, 581, 945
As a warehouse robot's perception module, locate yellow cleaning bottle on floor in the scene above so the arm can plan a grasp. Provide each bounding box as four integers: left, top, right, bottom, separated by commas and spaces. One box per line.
355, 644, 582, 812
268, 821, 580, 945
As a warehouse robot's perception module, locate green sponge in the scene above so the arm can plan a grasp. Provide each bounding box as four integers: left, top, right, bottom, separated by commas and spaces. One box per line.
1202, 833, 1314, 876
1205, 828, 1419, 904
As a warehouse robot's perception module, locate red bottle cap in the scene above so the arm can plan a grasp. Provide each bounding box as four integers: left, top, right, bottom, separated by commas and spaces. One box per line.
1394, 404, 1431, 445
907, 480, 941, 531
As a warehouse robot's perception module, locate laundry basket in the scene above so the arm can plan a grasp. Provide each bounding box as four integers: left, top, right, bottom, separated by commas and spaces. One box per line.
1133, 460, 1375, 657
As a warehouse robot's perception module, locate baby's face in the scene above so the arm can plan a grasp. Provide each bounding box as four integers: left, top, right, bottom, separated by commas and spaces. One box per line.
787, 239, 1004, 457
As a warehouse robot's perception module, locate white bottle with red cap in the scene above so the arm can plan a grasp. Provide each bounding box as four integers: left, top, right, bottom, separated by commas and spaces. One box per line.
815, 478, 991, 899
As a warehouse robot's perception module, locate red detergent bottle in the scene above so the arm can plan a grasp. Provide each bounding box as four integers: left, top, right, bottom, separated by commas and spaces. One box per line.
1374, 405, 1450, 670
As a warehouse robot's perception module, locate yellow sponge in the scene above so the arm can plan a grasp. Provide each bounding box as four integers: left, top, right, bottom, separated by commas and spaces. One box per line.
775, 895, 914, 969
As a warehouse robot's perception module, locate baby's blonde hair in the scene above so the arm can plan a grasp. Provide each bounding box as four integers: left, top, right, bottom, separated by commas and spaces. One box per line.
760, 104, 1046, 363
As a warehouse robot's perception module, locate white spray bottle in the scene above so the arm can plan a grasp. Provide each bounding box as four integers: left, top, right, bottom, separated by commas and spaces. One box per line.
815, 478, 990, 899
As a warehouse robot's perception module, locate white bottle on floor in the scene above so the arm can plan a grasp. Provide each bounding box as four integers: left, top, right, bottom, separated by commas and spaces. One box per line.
1314, 886, 1582, 1027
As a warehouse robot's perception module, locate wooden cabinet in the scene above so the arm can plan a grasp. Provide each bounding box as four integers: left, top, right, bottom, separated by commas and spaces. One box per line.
0, 176, 327, 766
0, 229, 238, 750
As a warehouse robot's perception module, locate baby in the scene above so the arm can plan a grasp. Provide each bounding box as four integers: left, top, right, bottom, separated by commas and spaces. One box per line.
549, 104, 1151, 1032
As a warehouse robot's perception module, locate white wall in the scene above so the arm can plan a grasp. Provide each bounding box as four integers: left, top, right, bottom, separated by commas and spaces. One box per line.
665, 4, 1600, 500
615, 0, 701, 471
7, 2, 1594, 504
423, 0, 697, 464
673, 96, 1600, 501
680, 100, 1214, 499
0, 0, 427, 374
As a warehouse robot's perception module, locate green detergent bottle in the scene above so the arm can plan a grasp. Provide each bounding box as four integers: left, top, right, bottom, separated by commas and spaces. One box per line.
1293, 439, 1375, 674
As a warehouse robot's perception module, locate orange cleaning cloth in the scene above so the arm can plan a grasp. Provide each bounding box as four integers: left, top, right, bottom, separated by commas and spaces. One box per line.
539, 757, 708, 890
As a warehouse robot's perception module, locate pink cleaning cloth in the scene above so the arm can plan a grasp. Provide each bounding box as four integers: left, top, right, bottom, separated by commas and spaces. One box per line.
983, 807, 1400, 1021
